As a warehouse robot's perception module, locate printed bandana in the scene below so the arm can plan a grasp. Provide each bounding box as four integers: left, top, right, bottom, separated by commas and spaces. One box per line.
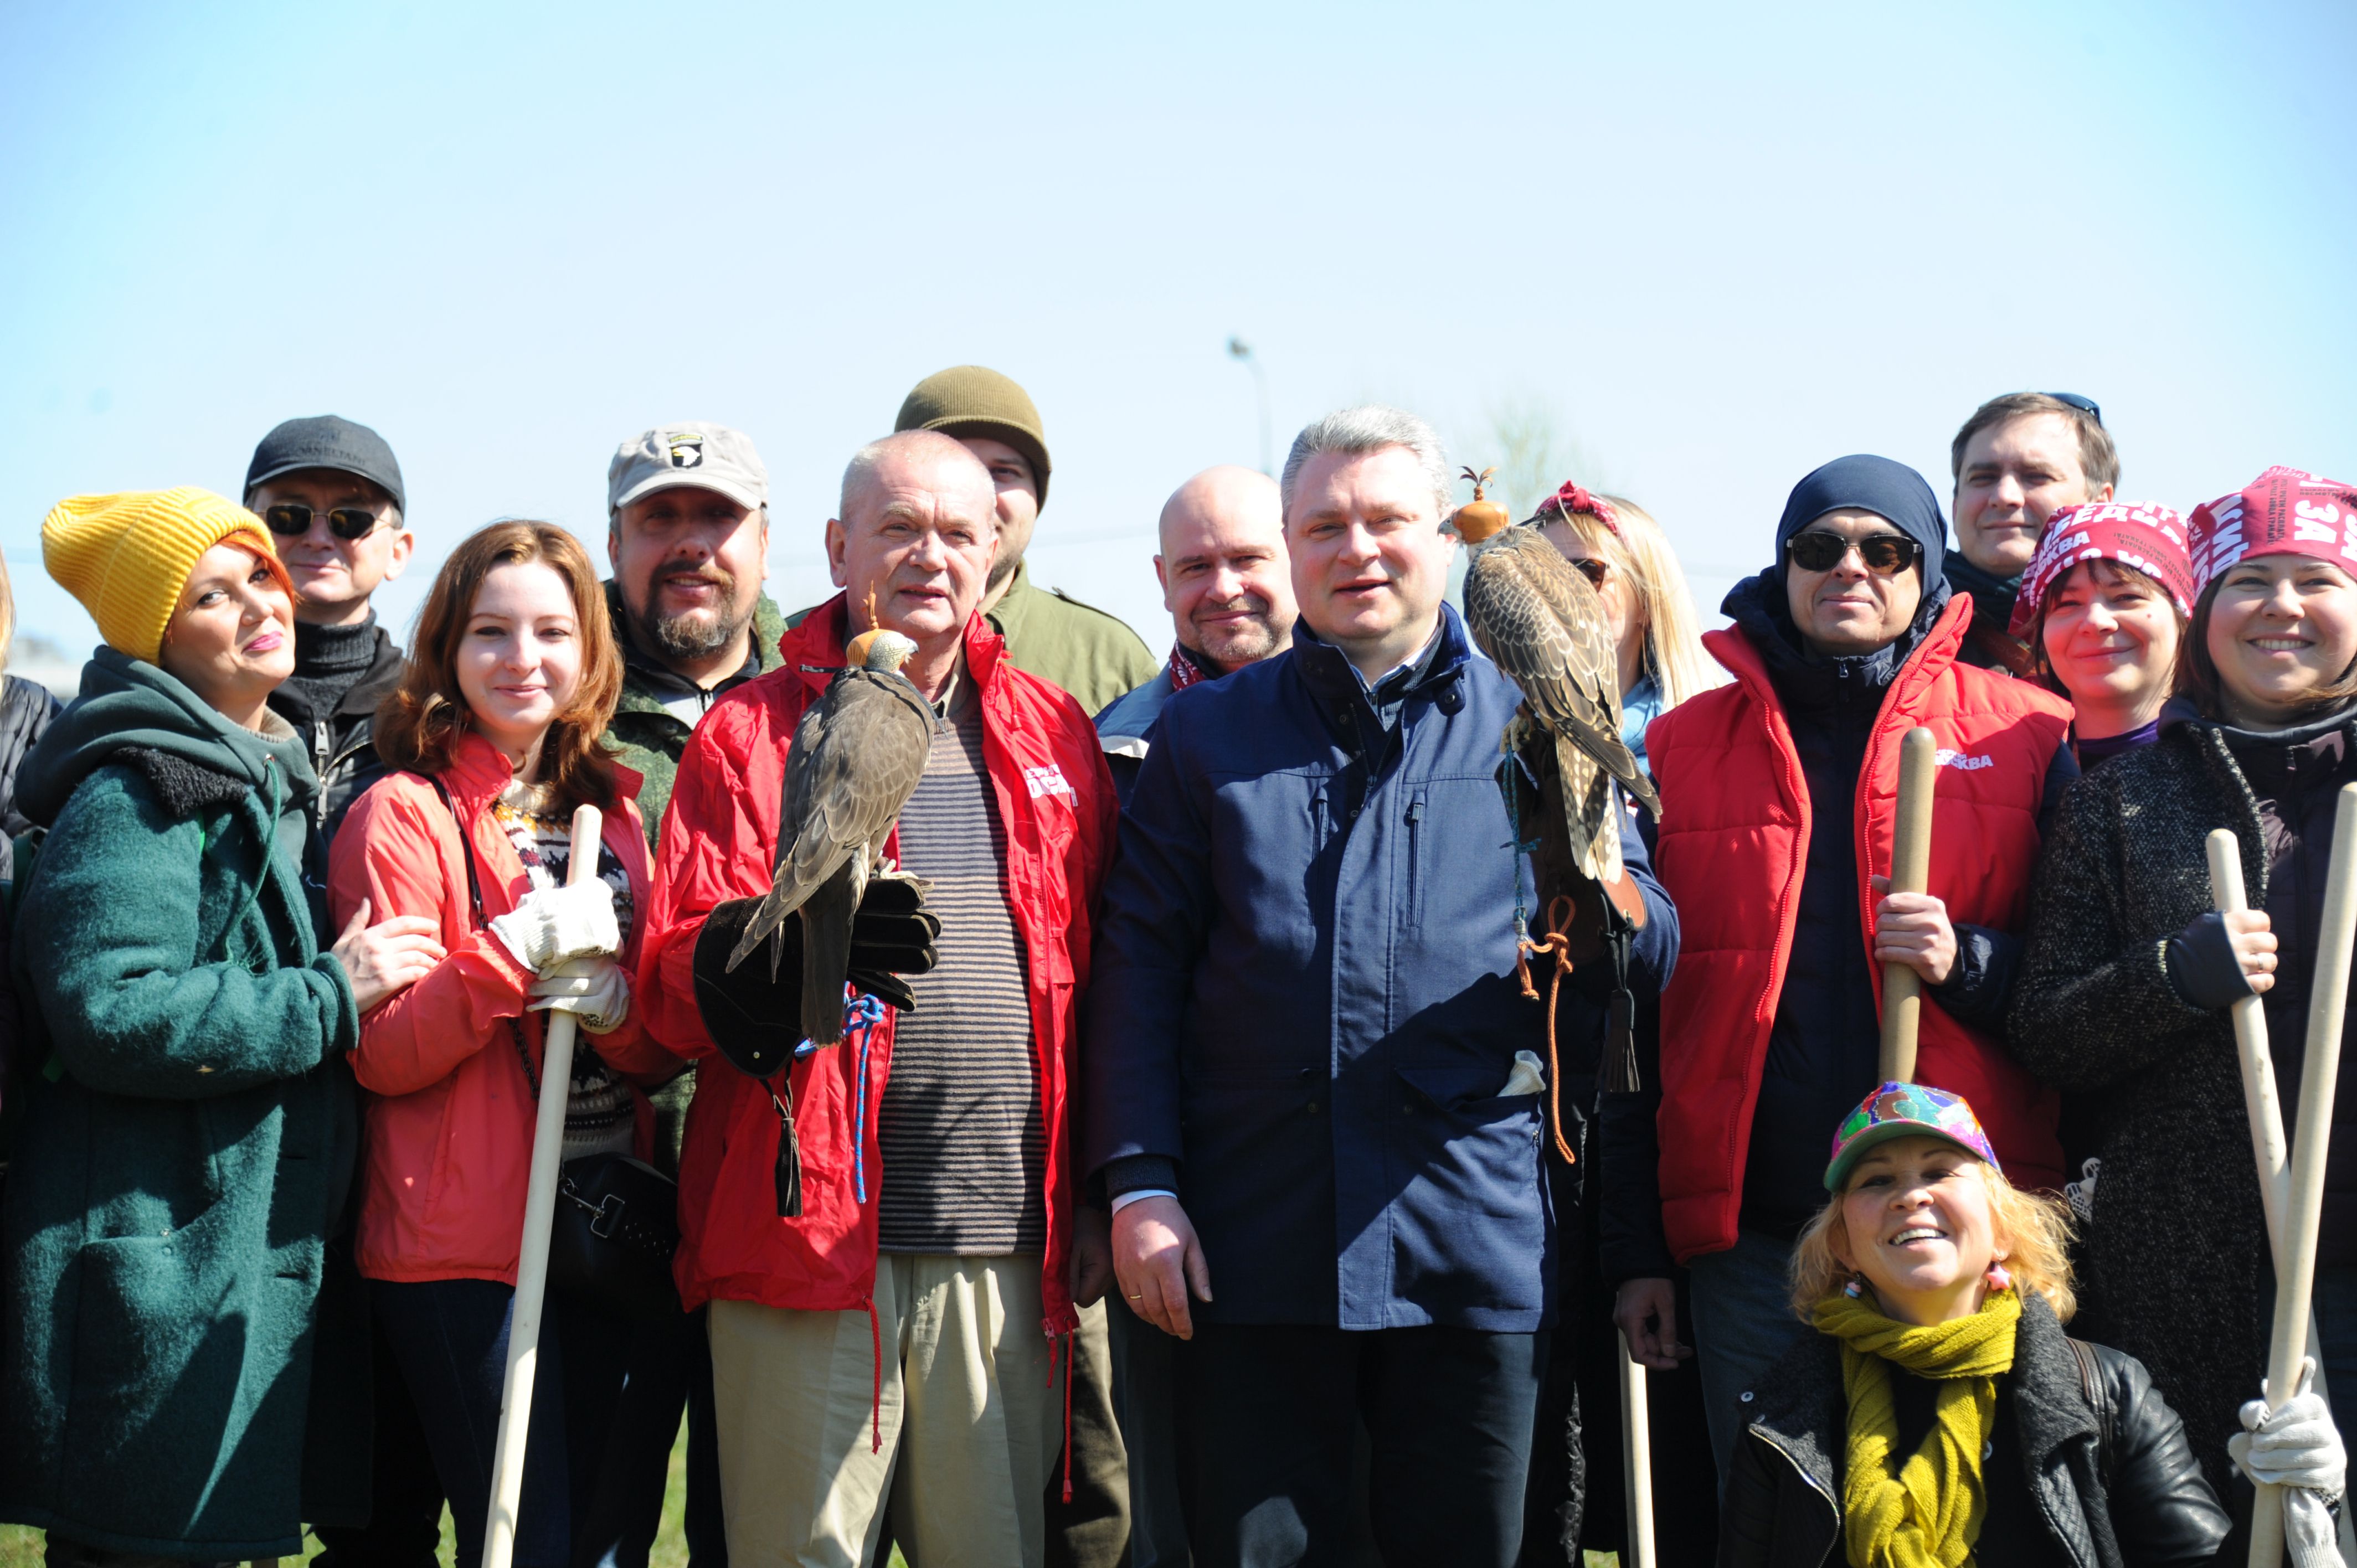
2008, 501, 2194, 637
2188, 466, 2357, 594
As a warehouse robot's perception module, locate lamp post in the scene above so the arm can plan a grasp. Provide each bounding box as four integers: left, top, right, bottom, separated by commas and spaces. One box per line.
1227, 336, 1272, 477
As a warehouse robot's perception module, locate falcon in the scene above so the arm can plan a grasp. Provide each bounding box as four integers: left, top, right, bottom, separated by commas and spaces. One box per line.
1457, 470, 1658, 887
726, 626, 936, 1044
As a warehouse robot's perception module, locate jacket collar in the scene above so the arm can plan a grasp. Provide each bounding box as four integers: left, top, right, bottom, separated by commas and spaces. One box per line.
1708, 574, 1969, 728
782, 592, 1009, 705
1289, 604, 1473, 726
429, 727, 643, 819
1744, 1291, 2096, 1541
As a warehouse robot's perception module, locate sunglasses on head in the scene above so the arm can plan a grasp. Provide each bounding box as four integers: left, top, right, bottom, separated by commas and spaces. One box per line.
1785, 531, 1922, 576
263, 503, 387, 540
2046, 391, 2103, 426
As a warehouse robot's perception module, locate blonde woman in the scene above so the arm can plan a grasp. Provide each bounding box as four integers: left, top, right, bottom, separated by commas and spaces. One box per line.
1534, 483, 1717, 772
1720, 1082, 2239, 1565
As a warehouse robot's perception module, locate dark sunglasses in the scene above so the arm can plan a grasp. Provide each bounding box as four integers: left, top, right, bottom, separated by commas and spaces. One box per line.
1569, 557, 1610, 590
1785, 532, 1922, 576
263, 503, 387, 540
2046, 391, 2103, 426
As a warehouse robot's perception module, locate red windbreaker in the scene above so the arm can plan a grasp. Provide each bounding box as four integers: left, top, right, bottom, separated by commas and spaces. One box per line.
637, 596, 1117, 1341
329, 733, 670, 1285
1645, 594, 2072, 1263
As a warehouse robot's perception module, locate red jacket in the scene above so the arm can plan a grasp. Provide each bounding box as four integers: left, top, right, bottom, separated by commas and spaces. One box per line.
328, 733, 670, 1285
1645, 594, 2071, 1263
637, 597, 1117, 1339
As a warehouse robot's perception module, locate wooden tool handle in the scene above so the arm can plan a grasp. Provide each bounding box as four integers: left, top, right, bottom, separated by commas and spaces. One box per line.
2251, 785, 2357, 1568
2210, 830, 2294, 1256
1619, 1329, 1655, 1568
482, 806, 602, 1568
1877, 728, 1937, 1084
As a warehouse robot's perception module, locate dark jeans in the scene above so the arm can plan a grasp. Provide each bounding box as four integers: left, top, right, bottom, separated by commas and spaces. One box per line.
579, 1302, 727, 1567
311, 1311, 446, 1568
1174, 1322, 1546, 1568
372, 1277, 632, 1568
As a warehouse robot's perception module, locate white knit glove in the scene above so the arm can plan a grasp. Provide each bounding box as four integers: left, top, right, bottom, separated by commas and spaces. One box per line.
528, 956, 631, 1035
2230, 1358, 2346, 1568
490, 880, 620, 972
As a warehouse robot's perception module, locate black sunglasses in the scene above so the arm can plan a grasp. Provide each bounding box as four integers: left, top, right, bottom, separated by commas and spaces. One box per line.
2046, 391, 2103, 426
1569, 557, 1610, 590
264, 503, 388, 540
1785, 532, 1922, 576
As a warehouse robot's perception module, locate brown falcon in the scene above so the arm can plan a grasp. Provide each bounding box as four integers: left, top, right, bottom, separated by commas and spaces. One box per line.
1457, 469, 1658, 885
725, 626, 936, 1044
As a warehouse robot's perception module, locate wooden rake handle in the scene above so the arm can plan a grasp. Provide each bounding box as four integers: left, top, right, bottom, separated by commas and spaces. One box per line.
1878, 728, 1937, 1084
483, 805, 603, 1568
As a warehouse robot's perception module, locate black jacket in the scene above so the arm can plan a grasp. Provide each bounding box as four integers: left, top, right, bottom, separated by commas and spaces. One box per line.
2011, 710, 2357, 1497
264, 626, 404, 844
1721, 1292, 2230, 1567
0, 674, 61, 841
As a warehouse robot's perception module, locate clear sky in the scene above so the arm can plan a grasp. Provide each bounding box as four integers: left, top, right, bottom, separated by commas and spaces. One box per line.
4, 0, 2352, 682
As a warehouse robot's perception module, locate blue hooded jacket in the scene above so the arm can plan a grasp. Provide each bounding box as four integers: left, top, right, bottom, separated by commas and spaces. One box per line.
1079, 604, 1676, 1330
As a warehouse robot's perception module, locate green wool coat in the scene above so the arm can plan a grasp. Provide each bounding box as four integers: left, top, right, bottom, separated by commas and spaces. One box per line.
0, 649, 364, 1557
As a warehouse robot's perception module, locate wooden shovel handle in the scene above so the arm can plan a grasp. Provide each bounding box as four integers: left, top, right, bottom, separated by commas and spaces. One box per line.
1878, 728, 1937, 1084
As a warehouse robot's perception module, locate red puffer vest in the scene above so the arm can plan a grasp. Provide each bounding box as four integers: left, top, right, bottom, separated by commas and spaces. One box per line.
1644, 594, 2070, 1263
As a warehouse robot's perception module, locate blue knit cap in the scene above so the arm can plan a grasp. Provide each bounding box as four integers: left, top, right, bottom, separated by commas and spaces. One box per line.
1772, 454, 1948, 599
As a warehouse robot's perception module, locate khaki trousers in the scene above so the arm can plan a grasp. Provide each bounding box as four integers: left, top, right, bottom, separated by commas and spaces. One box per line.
709, 1254, 1062, 1568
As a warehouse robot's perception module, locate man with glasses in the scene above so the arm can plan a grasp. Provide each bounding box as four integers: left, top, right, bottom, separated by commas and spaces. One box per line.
1610, 455, 2075, 1489
1946, 392, 2119, 674
248, 416, 434, 1568
246, 415, 414, 838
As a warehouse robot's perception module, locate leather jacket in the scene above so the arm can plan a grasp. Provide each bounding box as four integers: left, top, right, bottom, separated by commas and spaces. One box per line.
1720, 1291, 2231, 1567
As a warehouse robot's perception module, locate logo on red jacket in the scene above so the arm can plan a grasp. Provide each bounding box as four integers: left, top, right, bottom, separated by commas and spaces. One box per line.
1023, 764, 1075, 801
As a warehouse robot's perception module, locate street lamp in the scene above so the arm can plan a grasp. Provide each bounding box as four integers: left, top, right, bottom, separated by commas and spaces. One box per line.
1228, 336, 1273, 477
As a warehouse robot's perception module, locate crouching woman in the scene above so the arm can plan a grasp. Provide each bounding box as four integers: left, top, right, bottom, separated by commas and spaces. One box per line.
1721, 1083, 2231, 1567
1, 491, 443, 1559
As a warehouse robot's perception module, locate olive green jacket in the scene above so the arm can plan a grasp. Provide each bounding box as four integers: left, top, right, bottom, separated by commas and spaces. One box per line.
602, 582, 789, 847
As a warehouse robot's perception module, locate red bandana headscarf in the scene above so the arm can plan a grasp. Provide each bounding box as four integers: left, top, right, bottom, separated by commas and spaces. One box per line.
2188, 467, 2357, 594
1540, 482, 1618, 533
2008, 501, 2195, 637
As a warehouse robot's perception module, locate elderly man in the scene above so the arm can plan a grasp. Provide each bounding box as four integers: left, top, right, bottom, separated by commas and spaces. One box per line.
893, 364, 1157, 715
1097, 465, 1295, 801
1083, 408, 1675, 1566
245, 414, 414, 837
1945, 392, 2118, 673
640, 430, 1117, 1566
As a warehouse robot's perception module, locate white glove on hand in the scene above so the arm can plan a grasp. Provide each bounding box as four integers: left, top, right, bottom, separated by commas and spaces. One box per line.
490, 880, 620, 972
2230, 1358, 2346, 1568
528, 956, 631, 1035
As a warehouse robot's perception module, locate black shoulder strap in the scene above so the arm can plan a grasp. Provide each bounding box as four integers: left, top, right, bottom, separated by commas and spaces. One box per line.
2070, 1337, 2116, 1479
416, 771, 486, 925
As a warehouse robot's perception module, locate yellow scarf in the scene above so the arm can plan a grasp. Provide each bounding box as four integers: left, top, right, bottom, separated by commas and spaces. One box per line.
1811, 1286, 2021, 1568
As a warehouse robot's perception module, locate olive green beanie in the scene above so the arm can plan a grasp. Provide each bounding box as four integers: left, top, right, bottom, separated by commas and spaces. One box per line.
894, 365, 1052, 509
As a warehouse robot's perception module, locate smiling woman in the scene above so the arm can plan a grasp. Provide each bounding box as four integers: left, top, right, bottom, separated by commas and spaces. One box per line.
1716, 1083, 2230, 1565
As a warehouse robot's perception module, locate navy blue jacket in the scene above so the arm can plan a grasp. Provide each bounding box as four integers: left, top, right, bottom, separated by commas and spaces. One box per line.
1080, 606, 1676, 1331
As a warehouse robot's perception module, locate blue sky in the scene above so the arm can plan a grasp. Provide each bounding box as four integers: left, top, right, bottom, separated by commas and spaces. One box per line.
3, 0, 2352, 680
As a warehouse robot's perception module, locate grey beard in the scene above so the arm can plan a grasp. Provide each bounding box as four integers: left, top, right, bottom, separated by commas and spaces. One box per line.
640, 597, 753, 665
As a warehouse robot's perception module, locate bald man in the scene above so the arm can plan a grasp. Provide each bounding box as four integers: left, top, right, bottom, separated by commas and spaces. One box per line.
1086, 467, 1295, 1568
1096, 465, 1298, 801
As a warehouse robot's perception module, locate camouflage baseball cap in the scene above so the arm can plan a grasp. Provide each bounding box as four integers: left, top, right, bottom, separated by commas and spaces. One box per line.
1824, 1081, 2001, 1192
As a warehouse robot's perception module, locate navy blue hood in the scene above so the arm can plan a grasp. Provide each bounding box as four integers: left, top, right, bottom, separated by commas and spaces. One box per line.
1772, 454, 1949, 600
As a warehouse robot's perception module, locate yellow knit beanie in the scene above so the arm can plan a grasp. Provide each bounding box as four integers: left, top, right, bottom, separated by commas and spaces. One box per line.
43, 487, 292, 665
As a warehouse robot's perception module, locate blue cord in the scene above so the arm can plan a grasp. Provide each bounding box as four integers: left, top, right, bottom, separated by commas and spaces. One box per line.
786, 989, 891, 1204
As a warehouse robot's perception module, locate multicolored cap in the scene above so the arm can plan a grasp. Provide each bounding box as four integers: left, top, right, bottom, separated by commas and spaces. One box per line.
1824, 1081, 2000, 1192
2008, 501, 2194, 637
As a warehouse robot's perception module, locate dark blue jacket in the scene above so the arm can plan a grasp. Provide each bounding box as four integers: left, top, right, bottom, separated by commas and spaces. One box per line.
1079, 606, 1676, 1331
